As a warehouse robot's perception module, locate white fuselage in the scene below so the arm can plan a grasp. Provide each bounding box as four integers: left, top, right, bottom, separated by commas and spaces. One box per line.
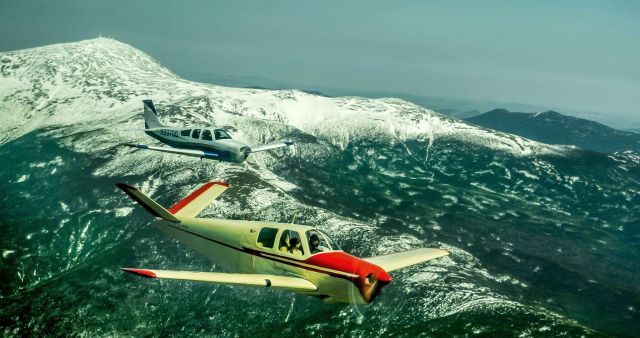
147, 128, 248, 162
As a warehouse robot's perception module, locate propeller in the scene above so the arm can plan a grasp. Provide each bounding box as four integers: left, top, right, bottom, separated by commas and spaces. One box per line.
241, 146, 252, 159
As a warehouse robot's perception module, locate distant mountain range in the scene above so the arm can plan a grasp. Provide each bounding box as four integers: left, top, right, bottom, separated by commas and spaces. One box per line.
176, 69, 640, 129
177, 71, 330, 97
244, 85, 329, 97
465, 109, 640, 153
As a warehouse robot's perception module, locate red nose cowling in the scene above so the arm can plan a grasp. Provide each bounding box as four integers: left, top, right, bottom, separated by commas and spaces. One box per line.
305, 252, 392, 303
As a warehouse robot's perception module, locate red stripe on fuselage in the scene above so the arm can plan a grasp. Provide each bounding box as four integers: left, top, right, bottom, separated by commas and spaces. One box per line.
168, 182, 228, 214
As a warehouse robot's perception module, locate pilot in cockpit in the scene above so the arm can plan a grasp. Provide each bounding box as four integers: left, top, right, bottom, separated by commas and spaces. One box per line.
309, 234, 329, 254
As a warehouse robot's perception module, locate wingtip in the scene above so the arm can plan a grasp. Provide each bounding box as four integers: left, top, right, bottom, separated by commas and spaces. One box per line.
212, 181, 229, 187
116, 182, 137, 191
439, 248, 452, 255
116, 182, 132, 189
123, 143, 148, 149
121, 268, 157, 278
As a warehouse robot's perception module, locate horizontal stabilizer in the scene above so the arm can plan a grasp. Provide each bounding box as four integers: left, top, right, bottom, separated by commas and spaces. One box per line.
364, 248, 449, 272
169, 182, 228, 218
121, 268, 317, 292
124, 143, 220, 159
116, 183, 181, 222
250, 141, 294, 153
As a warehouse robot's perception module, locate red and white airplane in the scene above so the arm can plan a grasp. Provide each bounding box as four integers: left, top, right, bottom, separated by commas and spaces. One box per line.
117, 182, 449, 303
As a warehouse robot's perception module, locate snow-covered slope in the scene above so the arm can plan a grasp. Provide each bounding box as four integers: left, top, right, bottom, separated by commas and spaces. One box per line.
0, 38, 565, 157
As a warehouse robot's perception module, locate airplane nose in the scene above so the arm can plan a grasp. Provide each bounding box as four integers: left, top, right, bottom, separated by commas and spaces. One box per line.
359, 270, 392, 303
235, 147, 252, 162
377, 270, 392, 283
241, 146, 252, 159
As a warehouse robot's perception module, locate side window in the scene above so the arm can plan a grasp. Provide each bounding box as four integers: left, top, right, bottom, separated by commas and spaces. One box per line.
278, 230, 304, 256
180, 129, 191, 137
214, 129, 232, 140
202, 129, 213, 141
192, 129, 201, 139
307, 230, 335, 254
257, 228, 278, 249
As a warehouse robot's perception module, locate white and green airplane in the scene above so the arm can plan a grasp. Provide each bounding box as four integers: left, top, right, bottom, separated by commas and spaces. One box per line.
126, 100, 294, 163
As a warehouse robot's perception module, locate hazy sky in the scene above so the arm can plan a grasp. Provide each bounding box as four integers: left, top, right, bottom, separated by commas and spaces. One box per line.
2, 0, 639, 126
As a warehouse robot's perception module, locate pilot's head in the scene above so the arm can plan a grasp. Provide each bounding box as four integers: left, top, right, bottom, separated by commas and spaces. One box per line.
310, 234, 320, 247
290, 238, 300, 248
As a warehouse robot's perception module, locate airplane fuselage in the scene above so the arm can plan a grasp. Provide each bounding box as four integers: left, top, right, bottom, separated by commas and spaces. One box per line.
132, 100, 293, 162
146, 128, 249, 163
153, 217, 391, 304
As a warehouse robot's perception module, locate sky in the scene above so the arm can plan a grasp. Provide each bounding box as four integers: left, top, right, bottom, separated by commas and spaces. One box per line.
1, 0, 639, 127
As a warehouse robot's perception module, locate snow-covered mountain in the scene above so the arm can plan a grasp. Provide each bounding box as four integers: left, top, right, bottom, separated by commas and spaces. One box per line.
1, 38, 638, 337
0, 38, 568, 156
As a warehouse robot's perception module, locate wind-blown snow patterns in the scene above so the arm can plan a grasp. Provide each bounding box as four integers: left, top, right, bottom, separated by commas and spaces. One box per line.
0, 38, 638, 337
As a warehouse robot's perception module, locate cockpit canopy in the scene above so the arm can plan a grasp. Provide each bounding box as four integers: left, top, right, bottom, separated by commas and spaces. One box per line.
181, 128, 232, 141
256, 227, 340, 257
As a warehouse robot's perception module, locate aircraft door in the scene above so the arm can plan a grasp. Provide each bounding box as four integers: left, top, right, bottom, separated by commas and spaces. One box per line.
238, 227, 257, 272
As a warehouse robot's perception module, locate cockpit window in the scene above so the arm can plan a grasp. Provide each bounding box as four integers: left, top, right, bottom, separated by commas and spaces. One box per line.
180, 129, 191, 137
192, 129, 201, 139
257, 227, 278, 249
214, 129, 232, 140
202, 129, 213, 141
306, 230, 339, 254
278, 230, 304, 256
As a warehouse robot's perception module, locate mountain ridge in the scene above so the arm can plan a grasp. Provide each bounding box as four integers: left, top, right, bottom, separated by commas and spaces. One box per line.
465, 108, 640, 153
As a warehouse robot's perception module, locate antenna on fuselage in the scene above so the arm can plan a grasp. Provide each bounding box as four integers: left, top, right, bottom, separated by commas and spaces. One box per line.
290, 211, 297, 224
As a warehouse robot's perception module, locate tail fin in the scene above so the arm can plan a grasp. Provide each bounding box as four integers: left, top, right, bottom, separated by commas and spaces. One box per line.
143, 100, 164, 129
116, 183, 180, 222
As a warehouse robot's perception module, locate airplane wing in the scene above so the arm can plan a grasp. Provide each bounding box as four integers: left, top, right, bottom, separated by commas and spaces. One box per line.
250, 141, 294, 153
125, 143, 220, 160
121, 128, 165, 132
168, 182, 228, 218
116, 183, 181, 222
121, 268, 317, 292
363, 248, 449, 273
